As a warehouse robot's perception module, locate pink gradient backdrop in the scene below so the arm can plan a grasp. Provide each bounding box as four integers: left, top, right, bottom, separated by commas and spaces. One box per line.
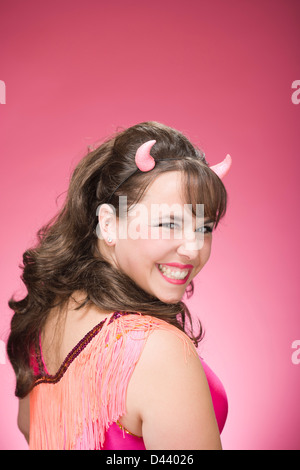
1, 0, 299, 450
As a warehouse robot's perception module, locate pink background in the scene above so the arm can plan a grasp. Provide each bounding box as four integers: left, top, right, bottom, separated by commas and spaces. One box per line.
1, 0, 299, 450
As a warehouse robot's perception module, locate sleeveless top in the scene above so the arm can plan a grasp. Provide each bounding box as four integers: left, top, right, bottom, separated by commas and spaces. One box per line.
29, 311, 228, 450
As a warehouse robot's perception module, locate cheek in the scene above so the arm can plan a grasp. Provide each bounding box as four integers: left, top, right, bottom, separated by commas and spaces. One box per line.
114, 237, 164, 274
135, 238, 172, 261
202, 237, 212, 263
193, 237, 212, 274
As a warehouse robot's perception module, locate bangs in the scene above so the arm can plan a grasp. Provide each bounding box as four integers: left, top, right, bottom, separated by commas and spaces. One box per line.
181, 161, 227, 228
118, 158, 227, 229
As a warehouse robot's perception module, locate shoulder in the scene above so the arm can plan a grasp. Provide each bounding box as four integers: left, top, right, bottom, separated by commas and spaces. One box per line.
123, 314, 221, 449
143, 319, 197, 361
112, 313, 203, 390
114, 312, 198, 365
133, 317, 203, 383
121, 313, 206, 403
115, 313, 193, 342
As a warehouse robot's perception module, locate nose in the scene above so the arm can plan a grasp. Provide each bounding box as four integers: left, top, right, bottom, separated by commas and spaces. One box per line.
176, 230, 204, 260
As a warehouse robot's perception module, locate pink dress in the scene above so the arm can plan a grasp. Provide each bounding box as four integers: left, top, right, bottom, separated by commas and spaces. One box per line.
30, 311, 228, 450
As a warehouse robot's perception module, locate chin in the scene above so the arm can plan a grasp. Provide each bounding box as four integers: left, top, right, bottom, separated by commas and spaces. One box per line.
156, 292, 183, 304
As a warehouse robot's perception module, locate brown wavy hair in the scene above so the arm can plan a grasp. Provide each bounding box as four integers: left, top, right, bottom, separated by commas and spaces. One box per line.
7, 121, 227, 398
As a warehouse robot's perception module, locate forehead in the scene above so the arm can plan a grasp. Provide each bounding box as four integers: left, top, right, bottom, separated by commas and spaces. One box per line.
140, 171, 183, 206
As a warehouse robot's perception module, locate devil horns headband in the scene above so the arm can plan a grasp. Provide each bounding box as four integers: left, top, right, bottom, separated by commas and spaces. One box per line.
106, 140, 232, 203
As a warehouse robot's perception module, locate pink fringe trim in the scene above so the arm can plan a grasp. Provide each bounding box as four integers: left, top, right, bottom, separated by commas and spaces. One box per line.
29, 314, 194, 450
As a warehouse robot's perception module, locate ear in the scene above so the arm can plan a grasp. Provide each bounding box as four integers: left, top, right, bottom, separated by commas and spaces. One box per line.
96, 203, 117, 245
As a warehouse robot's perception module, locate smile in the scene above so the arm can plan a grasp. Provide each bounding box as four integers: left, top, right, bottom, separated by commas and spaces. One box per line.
156, 263, 192, 284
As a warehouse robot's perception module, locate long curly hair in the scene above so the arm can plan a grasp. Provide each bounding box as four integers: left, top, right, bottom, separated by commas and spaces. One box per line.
7, 121, 227, 398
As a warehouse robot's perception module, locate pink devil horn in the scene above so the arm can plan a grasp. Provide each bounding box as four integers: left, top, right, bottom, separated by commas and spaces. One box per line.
210, 154, 232, 179
135, 140, 156, 172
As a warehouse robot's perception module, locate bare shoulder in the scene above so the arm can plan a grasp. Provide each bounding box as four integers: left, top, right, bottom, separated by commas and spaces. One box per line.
133, 325, 206, 392
128, 324, 222, 450
138, 324, 200, 369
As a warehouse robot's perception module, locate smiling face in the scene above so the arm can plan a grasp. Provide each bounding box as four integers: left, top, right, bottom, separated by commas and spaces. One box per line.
98, 171, 215, 304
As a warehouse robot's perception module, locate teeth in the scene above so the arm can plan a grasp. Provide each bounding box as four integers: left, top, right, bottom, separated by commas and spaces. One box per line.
158, 264, 189, 280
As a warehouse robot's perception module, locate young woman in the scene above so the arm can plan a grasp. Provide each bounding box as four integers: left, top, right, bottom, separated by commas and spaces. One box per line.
7, 121, 231, 450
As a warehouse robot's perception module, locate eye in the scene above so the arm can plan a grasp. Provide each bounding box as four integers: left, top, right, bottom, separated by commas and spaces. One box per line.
196, 225, 214, 234
158, 222, 179, 229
